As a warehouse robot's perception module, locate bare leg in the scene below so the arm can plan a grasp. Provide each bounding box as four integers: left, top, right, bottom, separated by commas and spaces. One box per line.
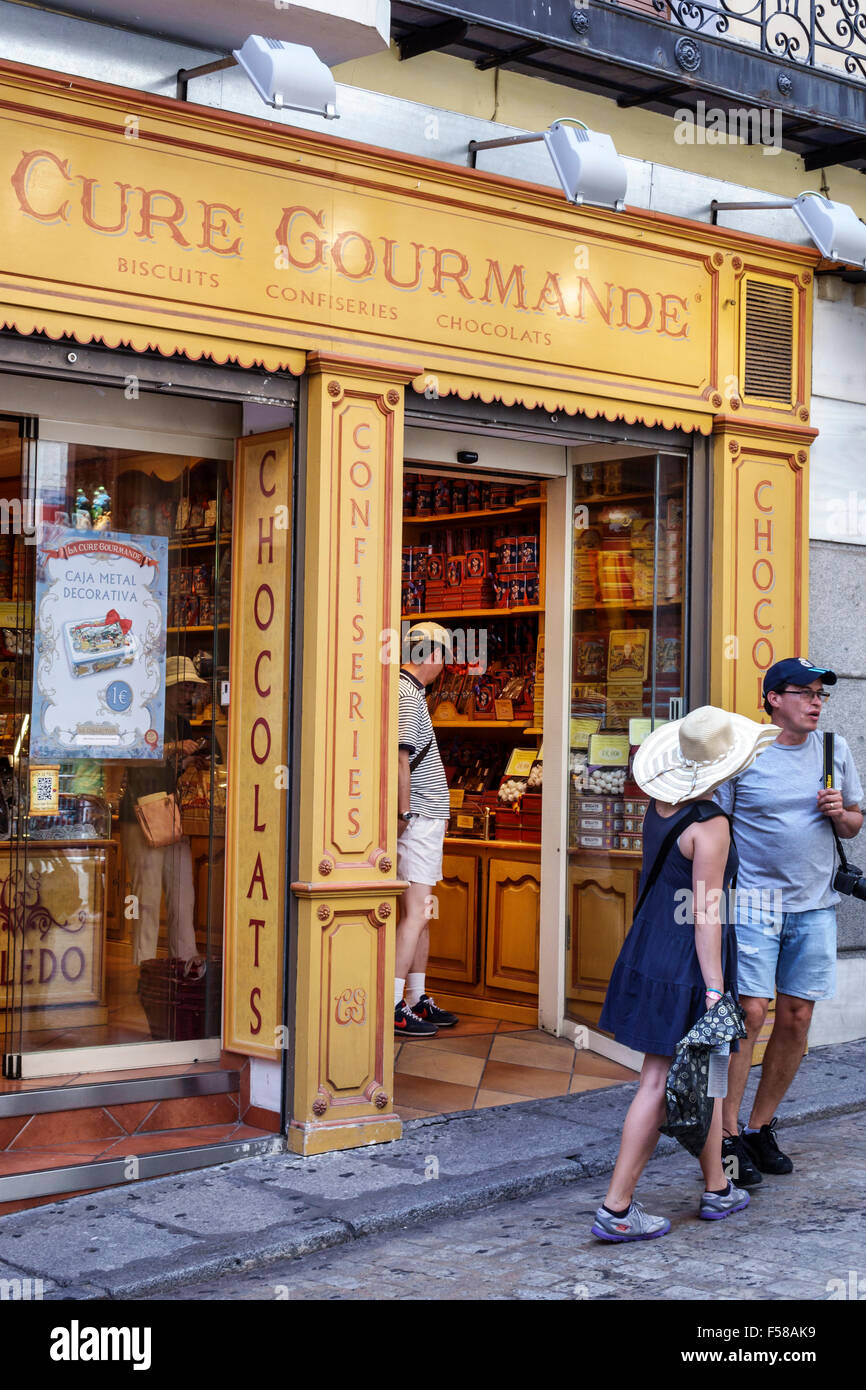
749, 993, 813, 1128
699, 1099, 727, 1191
722, 995, 769, 1135
395, 880, 432, 984
603, 1054, 669, 1211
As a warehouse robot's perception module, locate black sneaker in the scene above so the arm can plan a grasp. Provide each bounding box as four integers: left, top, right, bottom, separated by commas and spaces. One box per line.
722, 1133, 763, 1188
394, 1000, 437, 1038
411, 994, 459, 1028
740, 1118, 794, 1175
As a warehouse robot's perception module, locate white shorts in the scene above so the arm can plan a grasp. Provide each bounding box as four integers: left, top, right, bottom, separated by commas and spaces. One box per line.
396, 816, 447, 886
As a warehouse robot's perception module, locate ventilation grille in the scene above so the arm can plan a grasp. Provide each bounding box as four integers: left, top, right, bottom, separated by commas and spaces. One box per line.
743, 279, 795, 404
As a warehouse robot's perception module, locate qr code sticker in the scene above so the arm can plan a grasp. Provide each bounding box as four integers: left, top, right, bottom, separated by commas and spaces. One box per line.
34, 774, 54, 807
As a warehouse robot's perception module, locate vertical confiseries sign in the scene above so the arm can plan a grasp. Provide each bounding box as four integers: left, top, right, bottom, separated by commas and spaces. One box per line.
223, 431, 293, 1059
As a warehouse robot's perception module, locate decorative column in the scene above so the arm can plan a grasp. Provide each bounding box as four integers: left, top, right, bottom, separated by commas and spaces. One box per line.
289, 353, 419, 1155
710, 418, 816, 717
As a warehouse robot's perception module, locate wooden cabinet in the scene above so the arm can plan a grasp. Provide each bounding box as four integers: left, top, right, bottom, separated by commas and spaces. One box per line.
485, 856, 540, 994
428, 851, 479, 983
567, 853, 639, 1026
427, 839, 540, 1019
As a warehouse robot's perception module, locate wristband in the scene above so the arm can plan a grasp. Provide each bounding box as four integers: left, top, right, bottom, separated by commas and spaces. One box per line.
705, 988, 723, 1001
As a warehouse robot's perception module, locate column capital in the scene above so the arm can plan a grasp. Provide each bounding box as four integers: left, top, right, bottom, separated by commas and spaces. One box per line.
305, 352, 421, 387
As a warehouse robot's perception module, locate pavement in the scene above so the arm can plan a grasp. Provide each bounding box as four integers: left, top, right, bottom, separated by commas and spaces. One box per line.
168, 1108, 866, 1302
2, 1036, 865, 1301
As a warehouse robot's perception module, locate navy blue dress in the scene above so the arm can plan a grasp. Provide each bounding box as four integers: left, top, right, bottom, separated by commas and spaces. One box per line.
598, 799, 739, 1057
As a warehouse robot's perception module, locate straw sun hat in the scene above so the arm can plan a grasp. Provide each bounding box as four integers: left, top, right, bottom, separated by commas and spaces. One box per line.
633, 705, 778, 805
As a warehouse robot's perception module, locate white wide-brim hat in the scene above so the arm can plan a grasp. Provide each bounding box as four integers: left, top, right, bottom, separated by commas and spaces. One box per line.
633, 705, 778, 805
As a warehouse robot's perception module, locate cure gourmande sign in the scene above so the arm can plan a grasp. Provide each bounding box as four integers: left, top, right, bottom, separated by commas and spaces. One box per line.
0, 67, 714, 401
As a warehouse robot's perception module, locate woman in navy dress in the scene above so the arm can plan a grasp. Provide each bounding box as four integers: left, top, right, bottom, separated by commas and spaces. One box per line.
591, 706, 778, 1243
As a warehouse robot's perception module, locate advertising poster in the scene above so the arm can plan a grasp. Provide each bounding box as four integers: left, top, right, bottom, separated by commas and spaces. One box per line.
31, 528, 168, 760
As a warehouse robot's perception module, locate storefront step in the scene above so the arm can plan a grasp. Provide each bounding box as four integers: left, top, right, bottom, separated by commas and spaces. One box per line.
0, 1130, 284, 1214
0, 1068, 240, 1120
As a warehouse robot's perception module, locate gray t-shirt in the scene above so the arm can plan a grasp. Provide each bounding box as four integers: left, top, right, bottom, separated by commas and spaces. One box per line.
714, 731, 864, 911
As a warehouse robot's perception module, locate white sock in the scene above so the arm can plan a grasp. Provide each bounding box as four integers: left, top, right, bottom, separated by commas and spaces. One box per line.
744, 1125, 759, 1134
395, 978, 406, 1009
405, 973, 425, 1007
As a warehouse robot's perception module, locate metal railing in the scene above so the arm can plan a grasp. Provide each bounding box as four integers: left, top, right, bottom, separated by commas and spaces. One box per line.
638, 0, 866, 81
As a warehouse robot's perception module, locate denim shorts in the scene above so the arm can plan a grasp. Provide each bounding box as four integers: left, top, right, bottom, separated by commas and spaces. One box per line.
734, 897, 837, 1002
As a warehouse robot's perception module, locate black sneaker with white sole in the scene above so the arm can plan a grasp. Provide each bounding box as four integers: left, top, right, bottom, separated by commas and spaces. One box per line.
722, 1133, 763, 1187
411, 994, 459, 1028
740, 1117, 794, 1175
394, 1000, 437, 1038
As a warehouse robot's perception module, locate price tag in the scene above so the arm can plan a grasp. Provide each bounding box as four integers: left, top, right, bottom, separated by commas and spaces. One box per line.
570, 717, 601, 749
494, 698, 514, 721
588, 733, 629, 766
629, 718, 668, 746
449, 788, 465, 809
456, 814, 475, 830
504, 747, 537, 778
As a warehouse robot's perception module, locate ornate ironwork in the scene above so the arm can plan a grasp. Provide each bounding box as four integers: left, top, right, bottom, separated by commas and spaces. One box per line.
647, 0, 866, 82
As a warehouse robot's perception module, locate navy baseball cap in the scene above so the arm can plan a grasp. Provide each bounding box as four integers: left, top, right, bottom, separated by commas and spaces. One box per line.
762, 657, 837, 698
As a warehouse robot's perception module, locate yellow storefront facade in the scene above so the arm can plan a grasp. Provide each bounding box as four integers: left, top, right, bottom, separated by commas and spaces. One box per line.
0, 57, 817, 1163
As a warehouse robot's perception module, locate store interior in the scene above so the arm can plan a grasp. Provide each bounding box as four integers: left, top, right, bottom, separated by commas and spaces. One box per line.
0, 420, 228, 1061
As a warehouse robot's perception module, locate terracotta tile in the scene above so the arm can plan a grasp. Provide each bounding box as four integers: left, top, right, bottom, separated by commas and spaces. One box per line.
0, 1074, 79, 1093
99, 1124, 246, 1158
105, 1102, 158, 1134
507, 1029, 574, 1050
139, 1093, 239, 1131
0, 1116, 30, 1149
396, 1048, 485, 1088
572, 1052, 638, 1081
392, 1075, 477, 1114
242, 1105, 281, 1134
69, 1064, 198, 1085
569, 1073, 624, 1093
443, 1016, 501, 1037
393, 1105, 438, 1121
0, 1148, 106, 1176
480, 1061, 571, 1099
474, 1088, 532, 1109
421, 1033, 493, 1059
495, 1020, 532, 1032
489, 1036, 574, 1074
10, 1108, 124, 1149
231, 1125, 273, 1142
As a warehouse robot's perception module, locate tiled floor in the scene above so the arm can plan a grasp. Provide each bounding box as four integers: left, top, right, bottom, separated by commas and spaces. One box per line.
394, 1015, 636, 1119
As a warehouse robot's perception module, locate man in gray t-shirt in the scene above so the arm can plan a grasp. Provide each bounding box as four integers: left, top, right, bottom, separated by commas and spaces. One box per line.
715, 658, 863, 1185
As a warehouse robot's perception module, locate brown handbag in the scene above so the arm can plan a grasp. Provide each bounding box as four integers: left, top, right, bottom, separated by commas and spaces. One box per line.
134, 791, 184, 848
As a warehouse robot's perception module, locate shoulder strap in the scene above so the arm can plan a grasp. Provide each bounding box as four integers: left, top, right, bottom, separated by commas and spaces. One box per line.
633, 803, 705, 917
409, 738, 433, 773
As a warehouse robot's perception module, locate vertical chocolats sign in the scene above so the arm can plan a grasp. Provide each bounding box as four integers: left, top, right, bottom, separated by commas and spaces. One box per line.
224, 431, 293, 1059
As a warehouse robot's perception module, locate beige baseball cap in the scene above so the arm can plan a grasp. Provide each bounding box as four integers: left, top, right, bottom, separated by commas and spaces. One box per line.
403, 621, 453, 660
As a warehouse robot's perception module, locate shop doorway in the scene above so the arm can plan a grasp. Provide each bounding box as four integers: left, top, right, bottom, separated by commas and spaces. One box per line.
1, 422, 231, 1076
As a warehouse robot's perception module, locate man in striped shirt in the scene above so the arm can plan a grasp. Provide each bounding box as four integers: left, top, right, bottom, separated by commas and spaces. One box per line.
396, 622, 460, 1038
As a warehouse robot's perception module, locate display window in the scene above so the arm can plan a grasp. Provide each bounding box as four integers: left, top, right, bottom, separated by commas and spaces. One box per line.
566, 453, 689, 1027
0, 421, 231, 1063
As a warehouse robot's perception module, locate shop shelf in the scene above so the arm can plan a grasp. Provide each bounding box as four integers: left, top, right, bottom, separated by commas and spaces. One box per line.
167, 624, 231, 633
168, 532, 232, 551
433, 718, 529, 729
406, 605, 543, 620
402, 502, 542, 526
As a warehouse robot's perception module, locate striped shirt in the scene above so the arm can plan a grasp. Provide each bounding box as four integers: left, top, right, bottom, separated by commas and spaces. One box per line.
398, 670, 450, 819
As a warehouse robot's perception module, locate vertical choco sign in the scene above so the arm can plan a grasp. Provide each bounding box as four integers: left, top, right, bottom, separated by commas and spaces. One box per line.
224, 430, 293, 1058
